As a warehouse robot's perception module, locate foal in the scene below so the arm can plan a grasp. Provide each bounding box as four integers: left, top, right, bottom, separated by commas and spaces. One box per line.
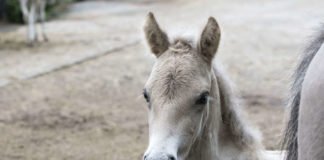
19, 0, 49, 44
142, 13, 264, 160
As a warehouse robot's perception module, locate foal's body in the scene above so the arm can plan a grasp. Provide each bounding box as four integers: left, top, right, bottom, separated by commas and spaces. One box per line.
142, 13, 267, 160
283, 26, 324, 160
19, 0, 48, 44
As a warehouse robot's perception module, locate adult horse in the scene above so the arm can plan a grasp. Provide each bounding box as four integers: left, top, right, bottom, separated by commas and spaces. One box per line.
283, 26, 324, 160
141, 12, 278, 160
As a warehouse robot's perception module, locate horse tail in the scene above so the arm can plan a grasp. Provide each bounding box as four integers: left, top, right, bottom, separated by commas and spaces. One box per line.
282, 26, 324, 160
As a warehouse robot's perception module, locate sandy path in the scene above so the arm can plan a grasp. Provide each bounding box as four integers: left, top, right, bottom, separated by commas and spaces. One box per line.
0, 0, 324, 159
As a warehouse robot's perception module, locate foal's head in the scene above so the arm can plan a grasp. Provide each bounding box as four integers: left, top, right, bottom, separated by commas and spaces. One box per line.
142, 13, 221, 160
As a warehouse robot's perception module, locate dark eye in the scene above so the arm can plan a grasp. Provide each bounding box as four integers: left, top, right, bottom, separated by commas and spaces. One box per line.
195, 91, 209, 105
143, 89, 150, 103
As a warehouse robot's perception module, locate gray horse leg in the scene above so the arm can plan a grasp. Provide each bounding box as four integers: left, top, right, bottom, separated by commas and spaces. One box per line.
39, 0, 48, 41
19, 0, 29, 22
298, 45, 324, 160
27, 2, 37, 44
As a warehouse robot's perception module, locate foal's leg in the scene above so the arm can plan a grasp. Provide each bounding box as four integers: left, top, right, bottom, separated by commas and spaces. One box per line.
28, 1, 37, 44
39, 0, 48, 41
298, 45, 324, 160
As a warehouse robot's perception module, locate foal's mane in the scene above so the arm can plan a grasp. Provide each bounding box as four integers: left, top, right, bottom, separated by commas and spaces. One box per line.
213, 65, 262, 151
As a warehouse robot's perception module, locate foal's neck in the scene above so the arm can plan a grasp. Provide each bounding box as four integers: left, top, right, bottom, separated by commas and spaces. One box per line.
186, 75, 221, 160
187, 68, 262, 160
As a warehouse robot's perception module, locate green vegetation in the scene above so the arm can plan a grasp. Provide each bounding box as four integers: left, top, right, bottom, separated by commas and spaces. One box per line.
4, 0, 78, 24
5, 0, 23, 23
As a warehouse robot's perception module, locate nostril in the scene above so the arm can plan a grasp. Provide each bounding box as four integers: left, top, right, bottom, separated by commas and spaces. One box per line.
143, 155, 147, 160
168, 155, 176, 160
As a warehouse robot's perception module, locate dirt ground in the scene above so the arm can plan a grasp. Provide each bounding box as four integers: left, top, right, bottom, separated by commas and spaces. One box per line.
0, 0, 324, 160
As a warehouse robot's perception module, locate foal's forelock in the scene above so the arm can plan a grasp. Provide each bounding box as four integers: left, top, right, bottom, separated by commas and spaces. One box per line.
149, 44, 208, 102
170, 39, 195, 51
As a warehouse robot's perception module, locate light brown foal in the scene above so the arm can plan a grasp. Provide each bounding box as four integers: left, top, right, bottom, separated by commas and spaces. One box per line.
141, 12, 267, 160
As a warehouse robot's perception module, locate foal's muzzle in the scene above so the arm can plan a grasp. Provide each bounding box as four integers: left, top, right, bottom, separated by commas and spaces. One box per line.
143, 152, 176, 160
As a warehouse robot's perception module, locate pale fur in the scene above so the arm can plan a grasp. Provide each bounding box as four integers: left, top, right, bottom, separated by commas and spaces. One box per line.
283, 24, 324, 160
143, 13, 265, 160
19, 0, 51, 45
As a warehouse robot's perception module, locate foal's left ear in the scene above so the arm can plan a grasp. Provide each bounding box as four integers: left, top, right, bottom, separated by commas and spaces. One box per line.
199, 17, 221, 63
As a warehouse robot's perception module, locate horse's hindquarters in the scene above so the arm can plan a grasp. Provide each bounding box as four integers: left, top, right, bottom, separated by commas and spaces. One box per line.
298, 44, 324, 160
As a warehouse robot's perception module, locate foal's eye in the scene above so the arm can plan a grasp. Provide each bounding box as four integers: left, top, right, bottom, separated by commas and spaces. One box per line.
195, 92, 209, 105
143, 89, 150, 103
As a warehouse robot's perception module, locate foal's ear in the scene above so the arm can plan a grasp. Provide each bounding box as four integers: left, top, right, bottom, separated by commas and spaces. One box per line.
144, 12, 170, 57
199, 17, 221, 62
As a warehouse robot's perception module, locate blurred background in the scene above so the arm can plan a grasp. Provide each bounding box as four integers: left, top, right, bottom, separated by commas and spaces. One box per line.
0, 0, 323, 159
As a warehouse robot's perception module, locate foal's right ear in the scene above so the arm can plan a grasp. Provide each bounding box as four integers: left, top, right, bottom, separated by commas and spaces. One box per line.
199, 17, 221, 63
144, 12, 170, 57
